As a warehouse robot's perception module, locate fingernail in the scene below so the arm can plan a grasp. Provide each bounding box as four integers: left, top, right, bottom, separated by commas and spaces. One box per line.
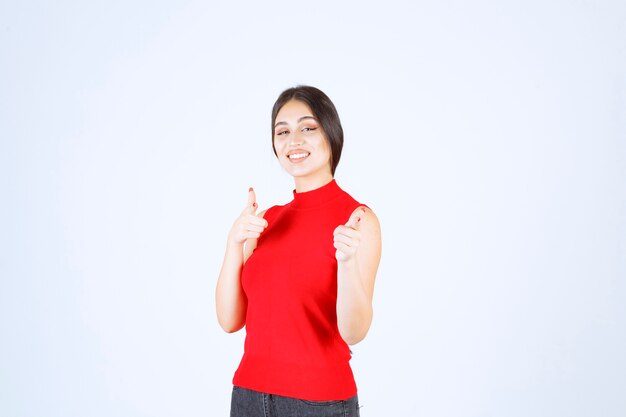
357, 217, 361, 222
249, 187, 253, 192
253, 202, 257, 208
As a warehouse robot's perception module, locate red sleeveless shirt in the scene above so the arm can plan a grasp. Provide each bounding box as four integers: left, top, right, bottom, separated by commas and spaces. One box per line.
232, 179, 364, 401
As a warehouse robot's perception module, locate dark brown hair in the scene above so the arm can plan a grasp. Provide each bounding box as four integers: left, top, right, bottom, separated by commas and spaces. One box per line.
271, 85, 344, 176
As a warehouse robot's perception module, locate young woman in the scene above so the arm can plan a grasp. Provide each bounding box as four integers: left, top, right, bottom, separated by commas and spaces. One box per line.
216, 85, 382, 417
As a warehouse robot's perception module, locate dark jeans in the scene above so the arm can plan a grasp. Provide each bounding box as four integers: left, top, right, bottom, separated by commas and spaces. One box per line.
230, 386, 361, 417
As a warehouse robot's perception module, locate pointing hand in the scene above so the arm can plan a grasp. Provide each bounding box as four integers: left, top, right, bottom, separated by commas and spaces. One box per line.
333, 207, 366, 262
229, 187, 268, 245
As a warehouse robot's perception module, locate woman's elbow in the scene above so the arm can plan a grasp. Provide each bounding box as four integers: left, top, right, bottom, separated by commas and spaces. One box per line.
341, 332, 367, 346
337, 309, 373, 345
338, 323, 371, 345
339, 329, 368, 346
217, 315, 245, 334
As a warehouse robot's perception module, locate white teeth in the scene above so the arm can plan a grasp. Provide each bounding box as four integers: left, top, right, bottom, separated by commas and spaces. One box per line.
289, 153, 309, 159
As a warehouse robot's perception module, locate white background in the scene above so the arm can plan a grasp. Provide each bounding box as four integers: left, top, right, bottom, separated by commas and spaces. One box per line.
1, 1, 625, 416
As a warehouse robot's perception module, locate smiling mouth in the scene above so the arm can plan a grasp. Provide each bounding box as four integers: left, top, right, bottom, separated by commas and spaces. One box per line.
288, 152, 310, 162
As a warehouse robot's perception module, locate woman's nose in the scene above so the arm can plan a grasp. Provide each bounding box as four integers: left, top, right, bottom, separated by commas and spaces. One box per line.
289, 132, 303, 146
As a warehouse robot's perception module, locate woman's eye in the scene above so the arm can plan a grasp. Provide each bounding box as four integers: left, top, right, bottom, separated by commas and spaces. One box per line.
302, 127, 317, 132
276, 130, 289, 136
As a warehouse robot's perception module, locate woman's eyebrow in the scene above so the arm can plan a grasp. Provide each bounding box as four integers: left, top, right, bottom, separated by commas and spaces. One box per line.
274, 116, 318, 128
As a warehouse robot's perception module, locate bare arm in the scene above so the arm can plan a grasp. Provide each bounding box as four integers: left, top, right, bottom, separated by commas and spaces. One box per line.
334, 206, 382, 345
215, 188, 267, 333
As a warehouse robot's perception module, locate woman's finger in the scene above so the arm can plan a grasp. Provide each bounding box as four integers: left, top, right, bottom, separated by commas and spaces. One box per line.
334, 234, 359, 247
243, 231, 261, 240
248, 187, 257, 207
344, 207, 366, 229
334, 225, 359, 239
247, 215, 268, 228
246, 224, 266, 233
243, 187, 258, 215
334, 242, 353, 254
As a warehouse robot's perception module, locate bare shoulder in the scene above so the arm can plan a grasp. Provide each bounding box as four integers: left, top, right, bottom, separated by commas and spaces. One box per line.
352, 205, 381, 297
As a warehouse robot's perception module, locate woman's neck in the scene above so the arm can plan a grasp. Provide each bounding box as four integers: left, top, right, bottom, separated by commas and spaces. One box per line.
294, 172, 334, 193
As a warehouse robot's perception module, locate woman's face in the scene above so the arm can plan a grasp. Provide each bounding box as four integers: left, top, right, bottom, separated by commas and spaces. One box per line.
273, 99, 332, 180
